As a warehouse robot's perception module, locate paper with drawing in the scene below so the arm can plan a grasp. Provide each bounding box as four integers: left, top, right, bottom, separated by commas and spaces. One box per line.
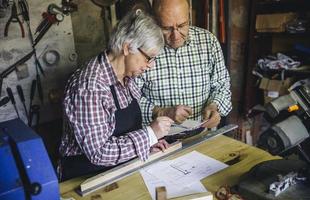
140, 151, 228, 199
169, 119, 206, 135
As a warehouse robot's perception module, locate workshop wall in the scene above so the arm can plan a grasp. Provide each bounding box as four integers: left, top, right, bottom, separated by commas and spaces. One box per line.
70, 0, 106, 66
0, 0, 77, 124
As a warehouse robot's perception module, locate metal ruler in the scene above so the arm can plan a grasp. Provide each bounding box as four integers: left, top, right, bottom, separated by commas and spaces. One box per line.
77, 124, 238, 196
182, 124, 238, 149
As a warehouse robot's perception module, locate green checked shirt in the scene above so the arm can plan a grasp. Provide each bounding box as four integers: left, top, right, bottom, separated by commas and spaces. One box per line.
136, 26, 232, 124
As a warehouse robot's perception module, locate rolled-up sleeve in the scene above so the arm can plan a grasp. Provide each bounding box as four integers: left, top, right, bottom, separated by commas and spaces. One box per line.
64, 88, 150, 166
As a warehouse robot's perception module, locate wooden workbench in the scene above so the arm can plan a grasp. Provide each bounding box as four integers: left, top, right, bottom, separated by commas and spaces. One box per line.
60, 135, 280, 200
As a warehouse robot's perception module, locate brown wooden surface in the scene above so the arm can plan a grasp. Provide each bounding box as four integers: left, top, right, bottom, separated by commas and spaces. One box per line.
60, 135, 280, 200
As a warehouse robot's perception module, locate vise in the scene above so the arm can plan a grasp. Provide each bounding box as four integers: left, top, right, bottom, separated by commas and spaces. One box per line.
0, 119, 59, 200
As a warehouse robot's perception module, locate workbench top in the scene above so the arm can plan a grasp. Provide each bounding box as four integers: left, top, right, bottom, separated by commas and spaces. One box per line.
60, 135, 280, 200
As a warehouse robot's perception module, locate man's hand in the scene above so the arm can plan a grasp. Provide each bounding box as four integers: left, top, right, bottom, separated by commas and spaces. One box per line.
150, 139, 170, 153
153, 105, 192, 124
150, 116, 174, 139
202, 103, 221, 128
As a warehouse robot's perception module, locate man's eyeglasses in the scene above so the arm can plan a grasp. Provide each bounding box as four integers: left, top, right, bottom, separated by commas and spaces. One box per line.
161, 21, 189, 35
138, 48, 156, 64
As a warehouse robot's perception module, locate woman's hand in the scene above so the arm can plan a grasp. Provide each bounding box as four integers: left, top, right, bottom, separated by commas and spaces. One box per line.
150, 116, 174, 139
150, 139, 170, 153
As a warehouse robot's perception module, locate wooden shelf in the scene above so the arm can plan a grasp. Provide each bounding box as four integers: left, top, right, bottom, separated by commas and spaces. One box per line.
243, 0, 310, 113
259, 68, 310, 79
254, 31, 310, 38
256, 0, 310, 14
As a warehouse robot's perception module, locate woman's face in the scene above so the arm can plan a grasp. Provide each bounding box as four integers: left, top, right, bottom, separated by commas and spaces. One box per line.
124, 48, 158, 77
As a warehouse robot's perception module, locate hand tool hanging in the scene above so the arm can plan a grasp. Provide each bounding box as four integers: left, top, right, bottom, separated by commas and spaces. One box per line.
6, 87, 20, 118
29, 104, 40, 128
16, 85, 28, 117
18, 0, 45, 104
0, 96, 10, 107
33, 3, 66, 47
32, 12, 57, 47
32, 1, 77, 46
4, 1, 25, 37
0, 50, 35, 96
28, 79, 40, 127
29, 79, 36, 112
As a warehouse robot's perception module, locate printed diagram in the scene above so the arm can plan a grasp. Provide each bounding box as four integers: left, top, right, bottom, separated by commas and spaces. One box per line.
170, 161, 196, 175
140, 151, 228, 199
144, 151, 227, 183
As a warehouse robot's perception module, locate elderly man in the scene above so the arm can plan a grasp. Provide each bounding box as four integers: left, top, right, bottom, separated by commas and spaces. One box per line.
136, 0, 232, 128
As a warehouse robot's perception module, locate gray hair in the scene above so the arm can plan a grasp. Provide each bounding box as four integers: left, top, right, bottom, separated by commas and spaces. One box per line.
108, 10, 164, 56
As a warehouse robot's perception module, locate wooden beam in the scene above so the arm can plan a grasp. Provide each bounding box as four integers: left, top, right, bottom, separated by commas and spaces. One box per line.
78, 142, 182, 196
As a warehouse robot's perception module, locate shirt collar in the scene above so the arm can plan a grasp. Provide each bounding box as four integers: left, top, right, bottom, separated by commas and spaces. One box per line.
101, 50, 118, 86
185, 29, 192, 45
102, 51, 133, 87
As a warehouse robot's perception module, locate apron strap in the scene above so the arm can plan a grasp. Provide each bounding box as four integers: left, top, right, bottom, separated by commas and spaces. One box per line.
110, 85, 121, 110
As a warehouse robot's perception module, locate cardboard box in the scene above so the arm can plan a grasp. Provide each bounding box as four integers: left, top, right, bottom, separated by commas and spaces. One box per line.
256, 13, 296, 32
259, 77, 292, 104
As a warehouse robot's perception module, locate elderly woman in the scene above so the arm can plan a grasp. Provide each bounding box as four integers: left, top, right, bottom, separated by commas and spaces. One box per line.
58, 10, 173, 181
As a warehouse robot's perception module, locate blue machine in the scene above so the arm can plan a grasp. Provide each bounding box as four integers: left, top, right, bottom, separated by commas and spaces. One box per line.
0, 119, 59, 200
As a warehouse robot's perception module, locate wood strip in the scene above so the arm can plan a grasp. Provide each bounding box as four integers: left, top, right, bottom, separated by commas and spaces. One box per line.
219, 0, 226, 43
79, 142, 182, 196
211, 0, 218, 37
204, 0, 210, 30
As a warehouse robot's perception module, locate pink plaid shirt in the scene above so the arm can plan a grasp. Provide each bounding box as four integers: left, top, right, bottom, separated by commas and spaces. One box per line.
59, 51, 150, 166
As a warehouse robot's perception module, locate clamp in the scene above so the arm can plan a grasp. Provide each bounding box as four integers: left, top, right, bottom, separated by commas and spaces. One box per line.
47, 4, 64, 22
33, 4, 64, 47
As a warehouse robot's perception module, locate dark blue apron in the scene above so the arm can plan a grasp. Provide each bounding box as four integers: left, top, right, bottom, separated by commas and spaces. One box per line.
60, 55, 143, 181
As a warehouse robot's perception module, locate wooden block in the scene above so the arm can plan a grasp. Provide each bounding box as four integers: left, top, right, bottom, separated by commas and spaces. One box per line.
102, 182, 118, 192
156, 186, 167, 200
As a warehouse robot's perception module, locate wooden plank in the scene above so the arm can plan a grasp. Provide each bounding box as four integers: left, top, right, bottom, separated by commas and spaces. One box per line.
79, 142, 182, 196
156, 186, 167, 200
219, 0, 226, 43
204, 0, 210, 30
211, 0, 218, 37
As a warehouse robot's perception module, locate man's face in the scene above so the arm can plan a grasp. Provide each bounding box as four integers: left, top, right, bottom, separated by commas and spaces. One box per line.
158, 3, 189, 49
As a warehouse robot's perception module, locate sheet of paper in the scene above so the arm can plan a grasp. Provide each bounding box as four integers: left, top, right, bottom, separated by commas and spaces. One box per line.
140, 164, 207, 199
140, 151, 228, 199
169, 119, 206, 135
